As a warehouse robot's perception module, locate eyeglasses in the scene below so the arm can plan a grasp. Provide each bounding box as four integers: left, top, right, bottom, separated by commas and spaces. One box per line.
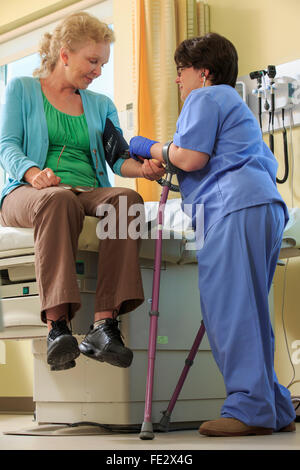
55, 145, 96, 194
176, 65, 192, 77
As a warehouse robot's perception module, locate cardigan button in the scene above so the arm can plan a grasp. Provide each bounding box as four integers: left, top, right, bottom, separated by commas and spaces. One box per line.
98, 171, 104, 176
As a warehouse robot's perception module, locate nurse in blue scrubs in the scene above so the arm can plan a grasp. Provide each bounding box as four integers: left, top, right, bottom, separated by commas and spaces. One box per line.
129, 33, 296, 437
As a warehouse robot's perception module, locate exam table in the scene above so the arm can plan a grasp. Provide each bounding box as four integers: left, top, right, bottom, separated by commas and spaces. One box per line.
0, 201, 297, 427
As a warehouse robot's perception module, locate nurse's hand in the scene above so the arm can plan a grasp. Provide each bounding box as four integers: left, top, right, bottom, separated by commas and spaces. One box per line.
129, 136, 158, 160
24, 167, 61, 189
141, 159, 165, 181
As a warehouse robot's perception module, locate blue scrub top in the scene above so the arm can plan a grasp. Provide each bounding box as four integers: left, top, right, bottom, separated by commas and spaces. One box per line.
173, 84, 288, 234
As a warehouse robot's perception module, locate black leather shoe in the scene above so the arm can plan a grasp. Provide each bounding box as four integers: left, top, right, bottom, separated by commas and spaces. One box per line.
79, 318, 133, 368
47, 319, 80, 371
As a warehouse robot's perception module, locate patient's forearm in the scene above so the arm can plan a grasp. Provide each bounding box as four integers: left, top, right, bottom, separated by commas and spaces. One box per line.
120, 158, 144, 178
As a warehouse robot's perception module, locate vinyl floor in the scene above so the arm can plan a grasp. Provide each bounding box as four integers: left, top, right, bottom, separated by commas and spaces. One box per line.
0, 413, 299, 452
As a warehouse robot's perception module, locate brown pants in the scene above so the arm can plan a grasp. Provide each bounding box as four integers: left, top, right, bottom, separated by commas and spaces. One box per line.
0, 185, 145, 323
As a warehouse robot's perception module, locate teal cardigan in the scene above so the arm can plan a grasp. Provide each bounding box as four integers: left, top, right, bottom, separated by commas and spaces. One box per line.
0, 76, 125, 207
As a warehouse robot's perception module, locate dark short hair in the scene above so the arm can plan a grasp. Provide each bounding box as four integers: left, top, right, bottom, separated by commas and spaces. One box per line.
174, 33, 238, 88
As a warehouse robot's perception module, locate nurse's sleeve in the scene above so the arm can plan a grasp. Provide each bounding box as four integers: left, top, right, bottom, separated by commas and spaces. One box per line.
173, 91, 220, 156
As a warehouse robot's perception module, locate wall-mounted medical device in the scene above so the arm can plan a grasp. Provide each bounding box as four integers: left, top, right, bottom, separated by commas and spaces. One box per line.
247, 65, 300, 185
251, 70, 298, 115
245, 64, 300, 127
237, 58, 300, 187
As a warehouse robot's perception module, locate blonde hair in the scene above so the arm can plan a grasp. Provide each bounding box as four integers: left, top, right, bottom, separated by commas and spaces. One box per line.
33, 11, 115, 78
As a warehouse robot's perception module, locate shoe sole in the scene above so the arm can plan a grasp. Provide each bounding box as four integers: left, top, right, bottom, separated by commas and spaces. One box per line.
278, 422, 296, 432
79, 343, 133, 368
50, 360, 76, 371
199, 428, 273, 437
47, 335, 80, 366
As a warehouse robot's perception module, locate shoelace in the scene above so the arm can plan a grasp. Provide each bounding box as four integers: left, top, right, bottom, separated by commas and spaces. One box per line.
93, 318, 125, 344
48, 319, 71, 341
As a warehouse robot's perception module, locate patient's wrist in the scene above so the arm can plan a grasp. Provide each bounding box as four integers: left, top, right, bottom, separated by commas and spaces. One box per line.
23, 167, 41, 185
150, 143, 164, 162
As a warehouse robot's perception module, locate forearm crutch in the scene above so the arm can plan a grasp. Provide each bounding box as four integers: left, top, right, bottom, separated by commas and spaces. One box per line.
139, 142, 206, 440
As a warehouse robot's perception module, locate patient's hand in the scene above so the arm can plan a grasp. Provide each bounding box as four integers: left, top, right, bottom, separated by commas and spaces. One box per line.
141, 159, 165, 181
24, 167, 61, 189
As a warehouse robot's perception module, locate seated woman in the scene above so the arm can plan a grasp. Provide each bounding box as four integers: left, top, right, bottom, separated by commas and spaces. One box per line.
0, 11, 164, 372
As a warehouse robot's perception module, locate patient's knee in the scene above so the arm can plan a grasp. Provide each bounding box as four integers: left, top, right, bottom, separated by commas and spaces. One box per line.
35, 188, 85, 225
117, 187, 144, 207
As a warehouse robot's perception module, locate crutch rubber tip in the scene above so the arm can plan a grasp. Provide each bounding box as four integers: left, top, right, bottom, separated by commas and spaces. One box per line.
139, 421, 154, 440
158, 413, 171, 432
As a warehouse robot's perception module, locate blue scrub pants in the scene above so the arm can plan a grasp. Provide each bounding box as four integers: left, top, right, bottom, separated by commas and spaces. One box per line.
196, 202, 296, 430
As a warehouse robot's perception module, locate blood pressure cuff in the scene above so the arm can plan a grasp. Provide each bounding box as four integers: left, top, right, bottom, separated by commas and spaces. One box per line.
102, 118, 130, 171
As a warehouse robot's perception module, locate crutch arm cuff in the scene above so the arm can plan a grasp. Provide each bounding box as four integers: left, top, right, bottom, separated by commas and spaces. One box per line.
162, 141, 178, 174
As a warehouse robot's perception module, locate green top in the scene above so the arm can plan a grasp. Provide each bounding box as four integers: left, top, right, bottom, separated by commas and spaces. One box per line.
42, 92, 99, 188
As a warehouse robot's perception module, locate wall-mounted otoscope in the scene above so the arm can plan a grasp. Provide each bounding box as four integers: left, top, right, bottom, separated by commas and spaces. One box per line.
267, 65, 276, 154
250, 66, 276, 133
249, 69, 265, 132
